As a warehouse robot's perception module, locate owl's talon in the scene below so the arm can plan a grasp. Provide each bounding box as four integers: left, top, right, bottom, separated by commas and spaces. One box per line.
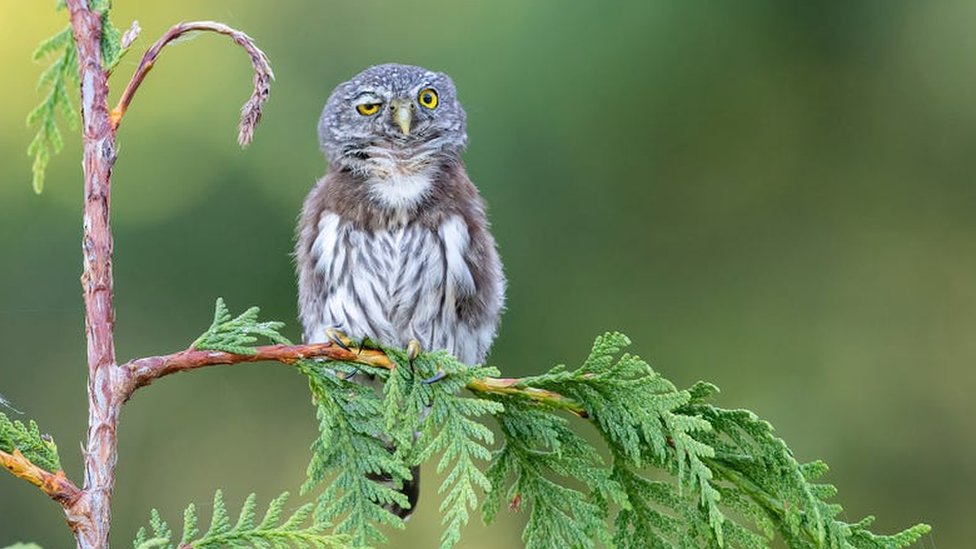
406, 339, 423, 372
422, 369, 448, 385
407, 339, 422, 361
325, 328, 352, 352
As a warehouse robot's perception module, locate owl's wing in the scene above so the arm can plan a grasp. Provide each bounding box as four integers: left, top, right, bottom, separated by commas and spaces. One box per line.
295, 176, 335, 344
449, 191, 506, 365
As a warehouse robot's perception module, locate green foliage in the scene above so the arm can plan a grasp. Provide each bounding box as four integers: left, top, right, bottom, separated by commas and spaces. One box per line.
0, 411, 61, 473
192, 298, 291, 353
27, 24, 77, 194
400, 351, 503, 549
193, 299, 405, 546
28, 0, 127, 193
133, 300, 929, 549
681, 396, 933, 549
483, 401, 624, 549
92, 0, 125, 70
298, 361, 411, 546
132, 490, 348, 549
506, 332, 726, 546
489, 334, 931, 549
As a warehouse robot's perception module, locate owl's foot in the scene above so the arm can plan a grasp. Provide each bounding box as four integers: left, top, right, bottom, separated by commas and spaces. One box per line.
406, 339, 447, 384
406, 339, 424, 375
407, 339, 423, 363
324, 328, 352, 352
422, 369, 448, 385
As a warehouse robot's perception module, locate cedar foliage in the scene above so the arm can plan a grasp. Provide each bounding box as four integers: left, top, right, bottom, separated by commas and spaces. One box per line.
140, 300, 928, 549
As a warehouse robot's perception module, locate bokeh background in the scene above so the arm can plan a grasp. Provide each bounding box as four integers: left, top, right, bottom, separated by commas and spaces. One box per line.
1, 1, 973, 547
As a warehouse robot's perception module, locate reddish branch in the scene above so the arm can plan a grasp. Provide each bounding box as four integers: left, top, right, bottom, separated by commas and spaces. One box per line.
64, 1, 120, 546
110, 20, 274, 146
0, 449, 82, 506
119, 343, 390, 395
117, 341, 585, 415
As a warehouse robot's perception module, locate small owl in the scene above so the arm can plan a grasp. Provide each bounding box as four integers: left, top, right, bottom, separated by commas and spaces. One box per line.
295, 64, 506, 517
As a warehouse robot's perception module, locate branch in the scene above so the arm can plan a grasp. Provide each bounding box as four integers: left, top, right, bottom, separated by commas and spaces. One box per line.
0, 449, 81, 506
110, 20, 274, 146
119, 343, 587, 416
64, 0, 119, 546
121, 342, 387, 394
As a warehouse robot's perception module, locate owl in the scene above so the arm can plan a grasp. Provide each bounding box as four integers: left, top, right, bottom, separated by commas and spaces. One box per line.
295, 64, 506, 517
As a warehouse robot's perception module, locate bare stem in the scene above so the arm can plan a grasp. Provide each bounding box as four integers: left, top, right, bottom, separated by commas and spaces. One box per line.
110, 20, 274, 146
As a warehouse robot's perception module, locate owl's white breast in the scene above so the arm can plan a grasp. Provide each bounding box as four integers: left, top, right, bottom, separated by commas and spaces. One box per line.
366, 167, 435, 210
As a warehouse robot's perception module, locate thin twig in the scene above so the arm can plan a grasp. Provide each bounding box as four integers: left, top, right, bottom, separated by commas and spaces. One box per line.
0, 449, 82, 506
119, 343, 587, 417
110, 20, 274, 146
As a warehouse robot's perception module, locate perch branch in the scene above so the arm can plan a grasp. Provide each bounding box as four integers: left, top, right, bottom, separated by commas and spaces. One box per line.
0, 449, 82, 507
119, 343, 587, 416
110, 20, 274, 146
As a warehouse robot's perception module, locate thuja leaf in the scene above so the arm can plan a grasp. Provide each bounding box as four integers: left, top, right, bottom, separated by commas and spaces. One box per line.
27, 25, 77, 194
405, 351, 502, 549
300, 362, 410, 546
132, 490, 348, 549
175, 303, 934, 549
484, 400, 624, 549
484, 333, 930, 549
192, 298, 290, 354
0, 412, 61, 473
28, 0, 129, 193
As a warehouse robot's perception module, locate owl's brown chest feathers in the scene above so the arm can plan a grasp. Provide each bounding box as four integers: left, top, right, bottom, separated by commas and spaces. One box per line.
304, 210, 485, 363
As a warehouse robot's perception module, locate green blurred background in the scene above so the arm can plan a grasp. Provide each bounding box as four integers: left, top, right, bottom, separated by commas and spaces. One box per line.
1, 1, 973, 546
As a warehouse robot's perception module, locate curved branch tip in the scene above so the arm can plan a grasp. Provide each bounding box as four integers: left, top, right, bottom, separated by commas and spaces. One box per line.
111, 20, 274, 147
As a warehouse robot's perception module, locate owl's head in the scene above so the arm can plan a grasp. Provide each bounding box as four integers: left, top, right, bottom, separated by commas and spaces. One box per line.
318, 63, 467, 173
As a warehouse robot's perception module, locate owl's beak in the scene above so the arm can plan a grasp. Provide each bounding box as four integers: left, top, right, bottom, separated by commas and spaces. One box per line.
391, 99, 413, 136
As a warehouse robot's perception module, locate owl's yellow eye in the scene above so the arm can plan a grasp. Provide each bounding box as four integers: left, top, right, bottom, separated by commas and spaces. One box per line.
356, 103, 381, 116
418, 88, 438, 109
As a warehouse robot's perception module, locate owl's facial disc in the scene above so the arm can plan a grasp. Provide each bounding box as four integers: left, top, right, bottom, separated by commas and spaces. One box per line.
319, 64, 468, 172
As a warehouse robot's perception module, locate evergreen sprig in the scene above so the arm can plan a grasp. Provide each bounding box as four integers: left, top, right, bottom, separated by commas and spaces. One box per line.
400, 350, 503, 549
28, 23, 78, 195
28, 0, 127, 193
492, 334, 931, 549
92, 0, 125, 71
483, 400, 624, 549
298, 361, 411, 547
192, 298, 291, 354
132, 490, 348, 548
150, 301, 930, 549
682, 392, 933, 548
0, 411, 61, 473
510, 332, 725, 544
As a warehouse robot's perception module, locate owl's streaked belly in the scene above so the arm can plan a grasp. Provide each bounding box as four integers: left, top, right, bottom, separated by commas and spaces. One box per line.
307, 211, 484, 363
